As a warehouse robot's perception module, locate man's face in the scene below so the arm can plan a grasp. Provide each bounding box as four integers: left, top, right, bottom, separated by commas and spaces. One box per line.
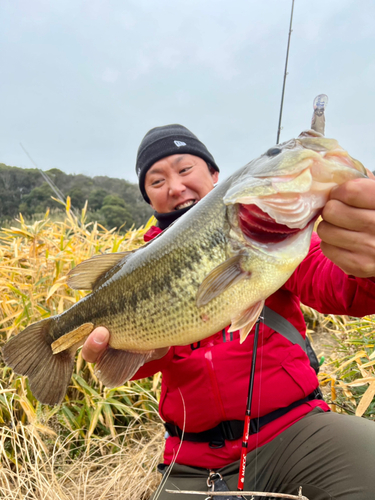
144, 154, 219, 213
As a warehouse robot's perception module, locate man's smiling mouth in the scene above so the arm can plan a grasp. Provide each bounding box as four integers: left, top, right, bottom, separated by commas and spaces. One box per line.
175, 200, 196, 210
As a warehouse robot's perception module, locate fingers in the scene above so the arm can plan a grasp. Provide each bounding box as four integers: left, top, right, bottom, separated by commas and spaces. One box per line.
317, 177, 375, 278
321, 200, 374, 233
329, 177, 375, 210
81, 328, 169, 366
81, 327, 109, 363
319, 240, 375, 278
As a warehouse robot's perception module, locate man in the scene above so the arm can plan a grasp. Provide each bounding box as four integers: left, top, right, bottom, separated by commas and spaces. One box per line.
83, 125, 375, 499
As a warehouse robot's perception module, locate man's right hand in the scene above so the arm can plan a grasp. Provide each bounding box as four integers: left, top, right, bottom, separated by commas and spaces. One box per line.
81, 327, 170, 364
82, 327, 109, 363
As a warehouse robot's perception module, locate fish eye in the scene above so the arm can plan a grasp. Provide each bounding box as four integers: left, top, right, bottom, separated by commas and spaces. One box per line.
266, 147, 282, 157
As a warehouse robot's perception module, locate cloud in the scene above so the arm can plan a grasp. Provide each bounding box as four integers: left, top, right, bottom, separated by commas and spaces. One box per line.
101, 68, 120, 83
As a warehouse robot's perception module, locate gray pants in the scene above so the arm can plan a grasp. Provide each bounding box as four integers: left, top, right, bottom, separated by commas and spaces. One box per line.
153, 409, 375, 500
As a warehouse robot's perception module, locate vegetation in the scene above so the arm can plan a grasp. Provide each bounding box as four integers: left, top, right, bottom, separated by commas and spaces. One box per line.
305, 310, 375, 418
0, 163, 153, 230
0, 205, 374, 498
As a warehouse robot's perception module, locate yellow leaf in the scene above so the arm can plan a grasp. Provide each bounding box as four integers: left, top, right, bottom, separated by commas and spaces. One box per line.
144, 215, 157, 231
330, 378, 337, 412
152, 372, 162, 394
0, 388, 16, 394
58, 295, 65, 314
355, 380, 375, 417
76, 350, 83, 374
347, 377, 375, 387
338, 381, 355, 404
33, 422, 57, 437
18, 396, 37, 423
46, 281, 65, 300
86, 402, 103, 445
81, 200, 88, 222
360, 359, 375, 369
334, 351, 368, 373
66, 196, 71, 214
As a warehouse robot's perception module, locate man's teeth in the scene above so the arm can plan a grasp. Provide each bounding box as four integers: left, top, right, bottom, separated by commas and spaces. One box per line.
175, 200, 195, 210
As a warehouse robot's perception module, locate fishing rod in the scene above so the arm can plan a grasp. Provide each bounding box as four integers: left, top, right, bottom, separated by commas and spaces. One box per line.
237, 1, 296, 492
236, 93, 327, 496
236, 314, 262, 493
276, 0, 295, 145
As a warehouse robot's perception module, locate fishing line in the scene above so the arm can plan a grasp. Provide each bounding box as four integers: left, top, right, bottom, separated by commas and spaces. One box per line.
19, 142, 82, 224
153, 388, 186, 500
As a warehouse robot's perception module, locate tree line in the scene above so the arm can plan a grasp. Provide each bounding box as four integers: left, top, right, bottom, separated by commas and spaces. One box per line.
0, 163, 153, 230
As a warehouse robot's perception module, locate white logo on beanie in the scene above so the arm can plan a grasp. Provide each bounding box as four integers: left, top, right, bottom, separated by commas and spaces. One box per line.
174, 140, 186, 147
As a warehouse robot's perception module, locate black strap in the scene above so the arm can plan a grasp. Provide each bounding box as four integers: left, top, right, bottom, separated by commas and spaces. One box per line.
262, 306, 306, 352
164, 389, 322, 447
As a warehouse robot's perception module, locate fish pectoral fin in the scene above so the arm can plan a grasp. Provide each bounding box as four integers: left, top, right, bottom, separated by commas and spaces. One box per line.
196, 254, 247, 307
94, 348, 153, 387
229, 300, 264, 343
67, 251, 131, 290
51, 323, 94, 354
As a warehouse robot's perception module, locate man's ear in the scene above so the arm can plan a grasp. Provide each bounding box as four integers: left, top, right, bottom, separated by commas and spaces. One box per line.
211, 169, 219, 184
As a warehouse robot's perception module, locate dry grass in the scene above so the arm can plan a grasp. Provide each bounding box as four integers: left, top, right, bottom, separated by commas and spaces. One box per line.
303, 307, 375, 418
0, 406, 164, 500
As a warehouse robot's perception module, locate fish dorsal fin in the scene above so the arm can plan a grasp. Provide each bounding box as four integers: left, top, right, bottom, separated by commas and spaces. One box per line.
196, 254, 247, 307
229, 300, 264, 343
67, 251, 131, 290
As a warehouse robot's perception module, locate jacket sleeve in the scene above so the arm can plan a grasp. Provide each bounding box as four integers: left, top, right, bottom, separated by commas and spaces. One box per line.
284, 232, 375, 316
130, 347, 174, 380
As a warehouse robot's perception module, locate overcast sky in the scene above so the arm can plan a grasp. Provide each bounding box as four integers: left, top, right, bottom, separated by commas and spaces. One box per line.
1, 0, 374, 185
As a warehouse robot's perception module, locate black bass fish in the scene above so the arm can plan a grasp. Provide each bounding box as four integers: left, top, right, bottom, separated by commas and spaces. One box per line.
2, 130, 367, 405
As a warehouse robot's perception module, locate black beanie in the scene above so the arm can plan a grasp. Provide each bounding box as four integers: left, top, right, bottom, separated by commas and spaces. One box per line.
135, 124, 219, 203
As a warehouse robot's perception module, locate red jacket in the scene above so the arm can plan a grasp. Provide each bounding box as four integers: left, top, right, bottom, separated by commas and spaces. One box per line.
133, 227, 375, 469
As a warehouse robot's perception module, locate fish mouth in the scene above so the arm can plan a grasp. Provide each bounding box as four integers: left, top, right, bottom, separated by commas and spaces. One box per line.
238, 203, 319, 244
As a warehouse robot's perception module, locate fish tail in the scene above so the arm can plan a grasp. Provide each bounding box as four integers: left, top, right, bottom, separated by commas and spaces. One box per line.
2, 318, 75, 406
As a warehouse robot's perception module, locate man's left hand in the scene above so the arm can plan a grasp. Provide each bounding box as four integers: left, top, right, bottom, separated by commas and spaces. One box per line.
317, 172, 375, 278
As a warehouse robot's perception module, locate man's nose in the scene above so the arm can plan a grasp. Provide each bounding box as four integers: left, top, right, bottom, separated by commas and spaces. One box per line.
168, 179, 186, 197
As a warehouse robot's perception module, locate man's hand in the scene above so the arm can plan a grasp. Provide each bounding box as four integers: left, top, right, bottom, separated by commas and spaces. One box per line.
82, 327, 110, 363
81, 327, 169, 364
317, 172, 375, 278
